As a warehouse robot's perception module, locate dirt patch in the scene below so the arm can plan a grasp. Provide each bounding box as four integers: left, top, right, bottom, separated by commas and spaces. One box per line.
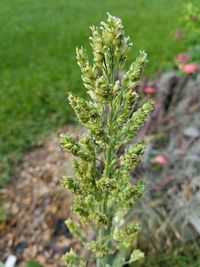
0, 125, 84, 267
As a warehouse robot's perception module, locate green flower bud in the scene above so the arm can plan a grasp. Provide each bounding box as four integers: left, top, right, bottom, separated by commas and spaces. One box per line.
129, 249, 145, 263
65, 218, 82, 239
61, 176, 81, 194
79, 134, 96, 157
80, 260, 87, 267
118, 91, 139, 124
113, 222, 140, 248
72, 200, 89, 219
118, 180, 145, 208
122, 100, 154, 142
87, 240, 109, 258
113, 80, 120, 95
101, 13, 123, 46
121, 141, 146, 170
121, 51, 148, 91
76, 47, 89, 71
90, 26, 105, 68
94, 75, 112, 103
68, 94, 100, 125
89, 212, 108, 227
76, 47, 97, 92
60, 133, 92, 161
73, 159, 99, 191
62, 249, 79, 266
89, 127, 109, 147
96, 177, 117, 192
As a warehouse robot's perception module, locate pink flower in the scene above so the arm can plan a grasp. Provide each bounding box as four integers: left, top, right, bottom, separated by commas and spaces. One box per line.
154, 155, 167, 166
175, 52, 189, 63
179, 63, 199, 74
143, 86, 157, 94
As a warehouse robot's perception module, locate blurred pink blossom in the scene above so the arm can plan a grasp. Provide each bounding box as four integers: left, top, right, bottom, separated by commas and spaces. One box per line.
154, 155, 167, 166
175, 52, 189, 63
179, 63, 199, 74
143, 86, 157, 94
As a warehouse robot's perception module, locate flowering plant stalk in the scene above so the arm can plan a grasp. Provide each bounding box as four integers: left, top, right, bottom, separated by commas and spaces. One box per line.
60, 14, 153, 267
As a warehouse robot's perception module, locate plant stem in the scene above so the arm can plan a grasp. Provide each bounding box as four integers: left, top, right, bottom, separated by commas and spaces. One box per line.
97, 102, 114, 267
97, 48, 116, 267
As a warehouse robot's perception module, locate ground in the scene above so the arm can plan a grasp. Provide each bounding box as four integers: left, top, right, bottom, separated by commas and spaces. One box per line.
0, 125, 83, 267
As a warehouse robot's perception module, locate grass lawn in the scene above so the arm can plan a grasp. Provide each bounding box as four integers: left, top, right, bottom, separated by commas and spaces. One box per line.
0, 0, 199, 187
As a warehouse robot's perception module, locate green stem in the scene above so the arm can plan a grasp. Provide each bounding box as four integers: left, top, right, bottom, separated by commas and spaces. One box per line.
97, 113, 113, 267
97, 48, 116, 267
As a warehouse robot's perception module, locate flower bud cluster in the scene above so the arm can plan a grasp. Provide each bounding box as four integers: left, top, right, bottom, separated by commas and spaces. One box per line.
68, 94, 109, 146
62, 249, 86, 267
122, 100, 154, 143
129, 249, 145, 263
76, 47, 97, 92
113, 222, 141, 248
65, 219, 83, 240
117, 180, 145, 208
89, 13, 132, 69
87, 240, 109, 258
79, 134, 96, 157
89, 212, 108, 227
60, 133, 92, 161
94, 75, 112, 103
62, 249, 79, 266
117, 91, 139, 124
115, 51, 150, 136
96, 176, 117, 192
72, 196, 90, 219
68, 94, 100, 125
121, 51, 147, 92
60, 13, 153, 266
61, 176, 81, 194
121, 141, 146, 170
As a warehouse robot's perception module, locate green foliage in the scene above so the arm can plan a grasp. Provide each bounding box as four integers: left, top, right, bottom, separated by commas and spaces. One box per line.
26, 261, 45, 267
0, 0, 192, 187
181, 3, 200, 62
60, 14, 153, 267
182, 3, 200, 45
134, 243, 200, 267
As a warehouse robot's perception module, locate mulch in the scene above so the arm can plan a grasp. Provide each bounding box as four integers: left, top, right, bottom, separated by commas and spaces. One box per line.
0, 125, 84, 267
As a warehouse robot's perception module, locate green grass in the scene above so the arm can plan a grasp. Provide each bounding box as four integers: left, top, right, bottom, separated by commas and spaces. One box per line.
0, 0, 199, 187
134, 242, 200, 267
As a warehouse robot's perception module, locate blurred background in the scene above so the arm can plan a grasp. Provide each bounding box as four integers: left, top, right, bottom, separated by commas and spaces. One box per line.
0, 0, 200, 266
